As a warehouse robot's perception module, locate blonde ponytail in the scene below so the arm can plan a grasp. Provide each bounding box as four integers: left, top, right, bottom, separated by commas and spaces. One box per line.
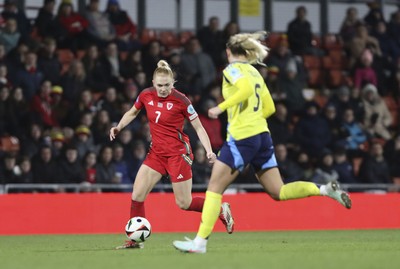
227, 31, 269, 65
153, 60, 174, 78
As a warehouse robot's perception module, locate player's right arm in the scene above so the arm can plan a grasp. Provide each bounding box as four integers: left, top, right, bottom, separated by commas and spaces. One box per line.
109, 105, 140, 141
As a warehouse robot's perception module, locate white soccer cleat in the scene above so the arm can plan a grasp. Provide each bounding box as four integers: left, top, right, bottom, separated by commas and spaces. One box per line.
220, 202, 235, 234
173, 237, 206, 254
115, 240, 144, 250
325, 181, 352, 209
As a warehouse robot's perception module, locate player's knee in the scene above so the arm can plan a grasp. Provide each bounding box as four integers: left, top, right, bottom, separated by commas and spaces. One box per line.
268, 190, 281, 201
131, 192, 146, 202
175, 198, 190, 210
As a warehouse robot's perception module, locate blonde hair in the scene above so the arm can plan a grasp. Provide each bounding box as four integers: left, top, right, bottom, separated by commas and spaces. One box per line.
226, 31, 269, 65
153, 60, 174, 79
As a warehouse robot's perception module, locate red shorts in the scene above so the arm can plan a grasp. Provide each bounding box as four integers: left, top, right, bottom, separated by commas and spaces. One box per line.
143, 151, 194, 183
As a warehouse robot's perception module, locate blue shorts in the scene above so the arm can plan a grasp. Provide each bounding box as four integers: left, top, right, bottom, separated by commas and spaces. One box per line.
218, 132, 277, 172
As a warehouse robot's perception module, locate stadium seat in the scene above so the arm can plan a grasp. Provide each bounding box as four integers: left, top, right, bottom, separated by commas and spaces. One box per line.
307, 69, 323, 88
266, 32, 283, 50
0, 136, 20, 153
140, 28, 158, 44
352, 157, 363, 177
76, 50, 86, 60
303, 55, 321, 69
328, 70, 345, 88
159, 31, 180, 49
179, 31, 194, 45
57, 49, 75, 74
323, 34, 343, 50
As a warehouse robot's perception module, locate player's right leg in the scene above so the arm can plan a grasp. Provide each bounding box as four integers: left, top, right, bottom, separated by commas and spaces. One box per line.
116, 163, 163, 250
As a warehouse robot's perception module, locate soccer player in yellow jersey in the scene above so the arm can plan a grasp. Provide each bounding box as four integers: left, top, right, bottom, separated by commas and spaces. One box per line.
173, 31, 352, 254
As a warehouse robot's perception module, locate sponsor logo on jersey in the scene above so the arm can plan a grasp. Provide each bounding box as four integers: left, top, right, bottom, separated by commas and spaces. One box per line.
148, 100, 154, 106
167, 103, 173, 110
177, 174, 183, 179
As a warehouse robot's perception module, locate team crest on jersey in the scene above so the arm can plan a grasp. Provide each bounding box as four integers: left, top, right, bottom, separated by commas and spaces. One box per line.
167, 103, 173, 110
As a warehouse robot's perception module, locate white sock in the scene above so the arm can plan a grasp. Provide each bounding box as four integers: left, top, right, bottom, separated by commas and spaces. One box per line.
319, 185, 328, 196
194, 236, 207, 247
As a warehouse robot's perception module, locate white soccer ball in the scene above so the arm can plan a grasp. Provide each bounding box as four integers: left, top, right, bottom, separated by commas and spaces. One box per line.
125, 217, 152, 242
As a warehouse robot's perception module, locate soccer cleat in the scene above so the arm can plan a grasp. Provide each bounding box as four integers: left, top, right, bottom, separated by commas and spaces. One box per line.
325, 181, 352, 209
220, 202, 235, 234
173, 237, 206, 254
115, 240, 144, 250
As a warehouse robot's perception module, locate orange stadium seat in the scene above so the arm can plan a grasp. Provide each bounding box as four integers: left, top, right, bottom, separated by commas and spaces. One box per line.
266, 32, 283, 50
159, 31, 180, 49
323, 34, 343, 50
179, 31, 194, 45
0, 136, 20, 153
140, 28, 158, 44
303, 55, 321, 69
328, 70, 345, 88
307, 69, 323, 88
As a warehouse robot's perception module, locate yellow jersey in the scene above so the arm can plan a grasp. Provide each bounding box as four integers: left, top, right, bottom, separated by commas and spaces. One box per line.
218, 62, 275, 141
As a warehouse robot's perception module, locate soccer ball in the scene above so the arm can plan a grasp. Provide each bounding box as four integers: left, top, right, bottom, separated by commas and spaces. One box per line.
125, 217, 152, 242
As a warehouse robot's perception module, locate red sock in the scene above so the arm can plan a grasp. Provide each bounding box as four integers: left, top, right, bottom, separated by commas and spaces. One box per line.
187, 196, 205, 212
130, 200, 145, 218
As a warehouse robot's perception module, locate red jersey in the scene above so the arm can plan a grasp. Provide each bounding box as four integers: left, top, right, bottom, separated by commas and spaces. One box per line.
134, 88, 198, 156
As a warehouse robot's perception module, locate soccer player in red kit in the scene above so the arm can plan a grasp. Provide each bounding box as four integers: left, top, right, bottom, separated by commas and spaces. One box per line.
110, 60, 234, 249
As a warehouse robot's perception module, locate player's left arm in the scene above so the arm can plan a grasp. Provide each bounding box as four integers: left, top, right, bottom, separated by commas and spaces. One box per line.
261, 83, 276, 119
218, 77, 253, 111
190, 117, 216, 163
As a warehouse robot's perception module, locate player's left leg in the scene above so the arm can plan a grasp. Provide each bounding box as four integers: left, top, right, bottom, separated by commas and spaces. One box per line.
256, 168, 352, 209
173, 160, 238, 253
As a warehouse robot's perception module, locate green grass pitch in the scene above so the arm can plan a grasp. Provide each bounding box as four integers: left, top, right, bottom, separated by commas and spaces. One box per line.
1, 230, 400, 269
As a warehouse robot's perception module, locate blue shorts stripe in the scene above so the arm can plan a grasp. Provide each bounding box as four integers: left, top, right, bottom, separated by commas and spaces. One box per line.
228, 140, 245, 171
261, 152, 277, 170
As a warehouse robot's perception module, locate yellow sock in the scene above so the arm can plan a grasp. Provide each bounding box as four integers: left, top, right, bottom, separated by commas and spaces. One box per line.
197, 191, 222, 239
279, 181, 320, 201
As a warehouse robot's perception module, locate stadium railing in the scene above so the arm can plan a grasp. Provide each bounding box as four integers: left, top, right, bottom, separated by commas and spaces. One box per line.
1, 183, 400, 194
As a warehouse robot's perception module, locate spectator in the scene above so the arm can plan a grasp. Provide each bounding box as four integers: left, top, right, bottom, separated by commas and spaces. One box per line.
296, 151, 314, 181
0, 153, 18, 184
328, 85, 364, 122
121, 48, 143, 80
35, 0, 64, 40
179, 37, 216, 99
14, 156, 33, 184
141, 40, 162, 85
265, 66, 284, 101
30, 80, 58, 128
112, 143, 130, 184
0, 18, 20, 54
64, 89, 97, 128
364, 2, 385, 30
322, 104, 341, 146
294, 101, 332, 158
100, 42, 124, 90
197, 98, 223, 151
348, 23, 382, 68
311, 150, 339, 185
81, 44, 109, 92
31, 144, 59, 184
287, 6, 314, 55
197, 16, 224, 67
50, 130, 65, 159
51, 85, 69, 126
336, 107, 367, 156
387, 10, 400, 49
332, 147, 357, 184
96, 86, 121, 123
383, 133, 400, 180
361, 83, 392, 140
280, 59, 306, 114
92, 109, 112, 145
72, 125, 95, 160
1, 0, 31, 40
221, 21, 240, 64
21, 123, 45, 159
8, 87, 29, 138
353, 49, 378, 90
105, 0, 140, 51
0, 86, 14, 136
37, 37, 62, 84
371, 21, 400, 63
268, 102, 293, 145
127, 139, 146, 181
95, 145, 118, 184
191, 144, 212, 184
340, 7, 363, 44
57, 144, 86, 184
84, 0, 116, 48
14, 51, 44, 101
358, 140, 392, 184
83, 151, 97, 184
60, 60, 87, 104
275, 143, 303, 183
56, 0, 89, 51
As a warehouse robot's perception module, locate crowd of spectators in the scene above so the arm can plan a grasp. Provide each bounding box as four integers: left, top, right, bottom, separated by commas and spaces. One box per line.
0, 0, 399, 193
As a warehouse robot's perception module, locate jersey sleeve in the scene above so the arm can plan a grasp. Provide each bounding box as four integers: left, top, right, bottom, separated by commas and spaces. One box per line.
184, 103, 198, 121
218, 76, 254, 111
134, 92, 145, 110
223, 64, 244, 84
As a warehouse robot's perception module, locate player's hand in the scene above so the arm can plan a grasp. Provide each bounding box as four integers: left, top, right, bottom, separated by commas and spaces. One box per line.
207, 152, 217, 164
208, 106, 223, 119
109, 127, 120, 141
